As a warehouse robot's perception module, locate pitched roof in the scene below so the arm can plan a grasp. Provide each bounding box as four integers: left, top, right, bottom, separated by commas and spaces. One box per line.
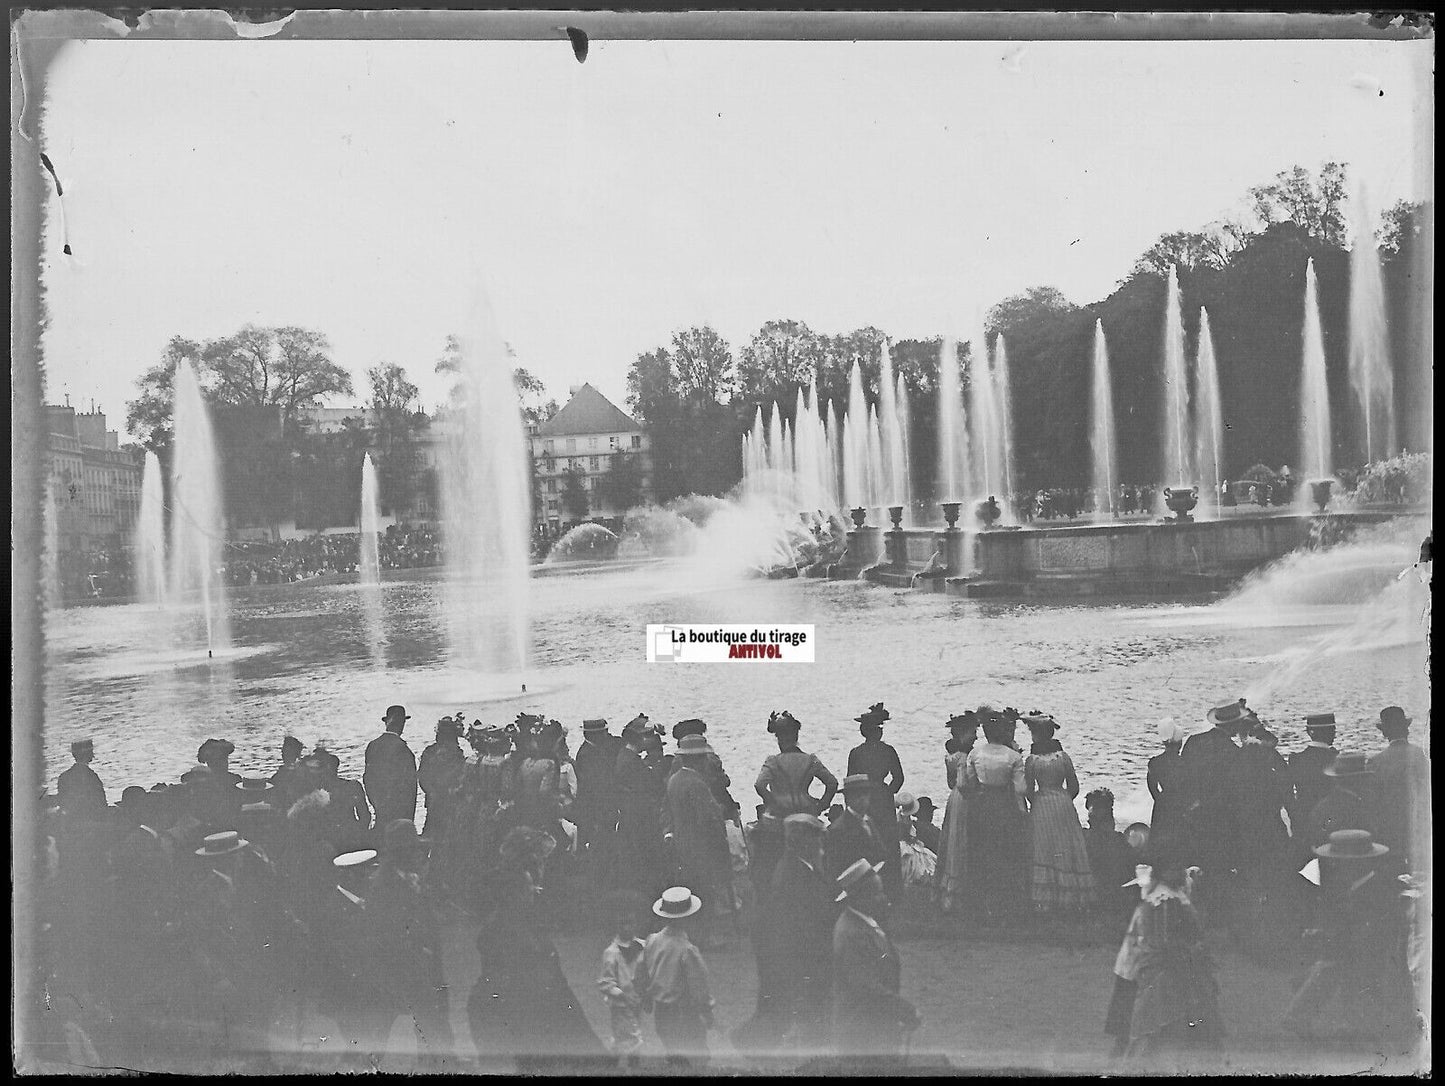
536, 383, 640, 437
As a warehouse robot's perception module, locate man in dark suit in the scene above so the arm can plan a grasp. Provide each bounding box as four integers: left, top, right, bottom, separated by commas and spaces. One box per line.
1367, 705, 1431, 875
1176, 701, 1248, 897
830, 859, 917, 1058
614, 715, 666, 896
57, 738, 107, 823
1288, 713, 1338, 832
824, 775, 888, 886
364, 704, 417, 829
573, 718, 621, 864
1304, 751, 1379, 855
769, 814, 836, 1049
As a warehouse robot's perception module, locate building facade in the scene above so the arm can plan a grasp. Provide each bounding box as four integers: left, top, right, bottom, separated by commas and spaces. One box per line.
530, 384, 653, 532
44, 405, 143, 594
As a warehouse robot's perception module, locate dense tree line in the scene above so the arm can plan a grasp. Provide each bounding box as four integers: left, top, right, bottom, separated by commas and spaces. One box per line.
626, 163, 1429, 503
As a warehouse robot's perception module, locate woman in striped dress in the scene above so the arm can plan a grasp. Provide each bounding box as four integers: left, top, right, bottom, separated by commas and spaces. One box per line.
935, 713, 978, 913
1023, 713, 1095, 913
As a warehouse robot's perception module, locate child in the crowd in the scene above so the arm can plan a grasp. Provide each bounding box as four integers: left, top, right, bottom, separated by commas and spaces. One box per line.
598, 898, 649, 1063
643, 886, 716, 1067
1125, 822, 1151, 853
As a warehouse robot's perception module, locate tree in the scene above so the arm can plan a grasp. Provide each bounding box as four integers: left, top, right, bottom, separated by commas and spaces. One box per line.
626, 348, 678, 424
367, 362, 424, 515
597, 451, 646, 512
987, 287, 1078, 335
436, 334, 555, 422
125, 324, 353, 448
736, 319, 825, 405
559, 463, 590, 521
1244, 162, 1348, 247
670, 326, 734, 405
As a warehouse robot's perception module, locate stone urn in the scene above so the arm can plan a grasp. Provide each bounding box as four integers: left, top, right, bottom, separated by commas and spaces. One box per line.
888, 505, 904, 530
850, 507, 868, 530
1309, 478, 1334, 514
975, 496, 1002, 529
942, 501, 962, 530
1163, 485, 1198, 523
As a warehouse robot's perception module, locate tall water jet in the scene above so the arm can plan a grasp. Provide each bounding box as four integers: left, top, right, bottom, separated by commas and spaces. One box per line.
895, 371, 914, 521
966, 328, 1001, 506
1192, 308, 1225, 519
877, 343, 910, 519
844, 362, 872, 510
767, 404, 788, 506
866, 404, 884, 510
1348, 185, 1395, 463
1160, 266, 1194, 496
830, 402, 847, 508
1298, 260, 1334, 488
439, 290, 531, 675
137, 450, 167, 605
1089, 319, 1118, 520
936, 337, 965, 505
359, 452, 382, 586
993, 334, 1017, 513
168, 360, 229, 658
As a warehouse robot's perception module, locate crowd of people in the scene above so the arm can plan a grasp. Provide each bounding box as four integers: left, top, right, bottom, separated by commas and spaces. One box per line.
32, 695, 1428, 1070
221, 524, 444, 586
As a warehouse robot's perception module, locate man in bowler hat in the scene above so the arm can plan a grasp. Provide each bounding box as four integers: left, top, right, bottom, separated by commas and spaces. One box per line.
365, 705, 418, 829
1288, 713, 1338, 831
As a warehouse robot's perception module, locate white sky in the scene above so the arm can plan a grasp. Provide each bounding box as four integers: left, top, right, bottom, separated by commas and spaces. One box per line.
37, 36, 1432, 432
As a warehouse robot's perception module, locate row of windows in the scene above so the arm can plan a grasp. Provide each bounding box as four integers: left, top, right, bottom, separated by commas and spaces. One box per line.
536, 451, 649, 476
539, 434, 643, 455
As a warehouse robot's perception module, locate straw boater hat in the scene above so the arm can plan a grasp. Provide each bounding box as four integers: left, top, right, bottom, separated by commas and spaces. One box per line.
834, 858, 885, 903
1304, 713, 1336, 732
237, 778, 273, 794
333, 848, 379, 870
1322, 751, 1373, 778
1314, 829, 1390, 861
582, 718, 610, 735
783, 813, 827, 837
1206, 701, 1250, 728
842, 774, 872, 793
195, 831, 249, 858
653, 885, 702, 920
895, 792, 919, 817
675, 734, 715, 758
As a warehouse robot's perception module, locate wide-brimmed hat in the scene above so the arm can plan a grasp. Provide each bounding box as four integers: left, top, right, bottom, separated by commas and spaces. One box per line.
1157, 718, 1187, 744
675, 733, 715, 758
1304, 713, 1337, 731
767, 710, 801, 734
333, 848, 379, 869
1323, 751, 1373, 778
895, 792, 919, 816
945, 712, 977, 731
653, 885, 702, 919
1314, 829, 1390, 861
834, 858, 885, 903
1378, 706, 1412, 730
673, 718, 707, 740
1206, 701, 1249, 728
514, 712, 544, 729
783, 813, 827, 837
854, 703, 890, 726
1021, 712, 1058, 732
195, 831, 249, 857
581, 718, 610, 734
197, 738, 236, 764
842, 774, 872, 793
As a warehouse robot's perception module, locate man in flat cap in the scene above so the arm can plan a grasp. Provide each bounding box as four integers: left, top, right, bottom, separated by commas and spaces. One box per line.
365, 704, 418, 831
769, 813, 836, 1049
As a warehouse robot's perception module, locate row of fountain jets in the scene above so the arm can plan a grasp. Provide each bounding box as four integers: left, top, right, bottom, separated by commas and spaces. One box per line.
743, 246, 1396, 527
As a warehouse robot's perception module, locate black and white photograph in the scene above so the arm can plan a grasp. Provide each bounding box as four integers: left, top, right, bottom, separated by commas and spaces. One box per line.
11, 9, 1433, 1076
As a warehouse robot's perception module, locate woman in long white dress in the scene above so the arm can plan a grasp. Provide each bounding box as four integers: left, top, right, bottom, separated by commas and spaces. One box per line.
934, 713, 978, 913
